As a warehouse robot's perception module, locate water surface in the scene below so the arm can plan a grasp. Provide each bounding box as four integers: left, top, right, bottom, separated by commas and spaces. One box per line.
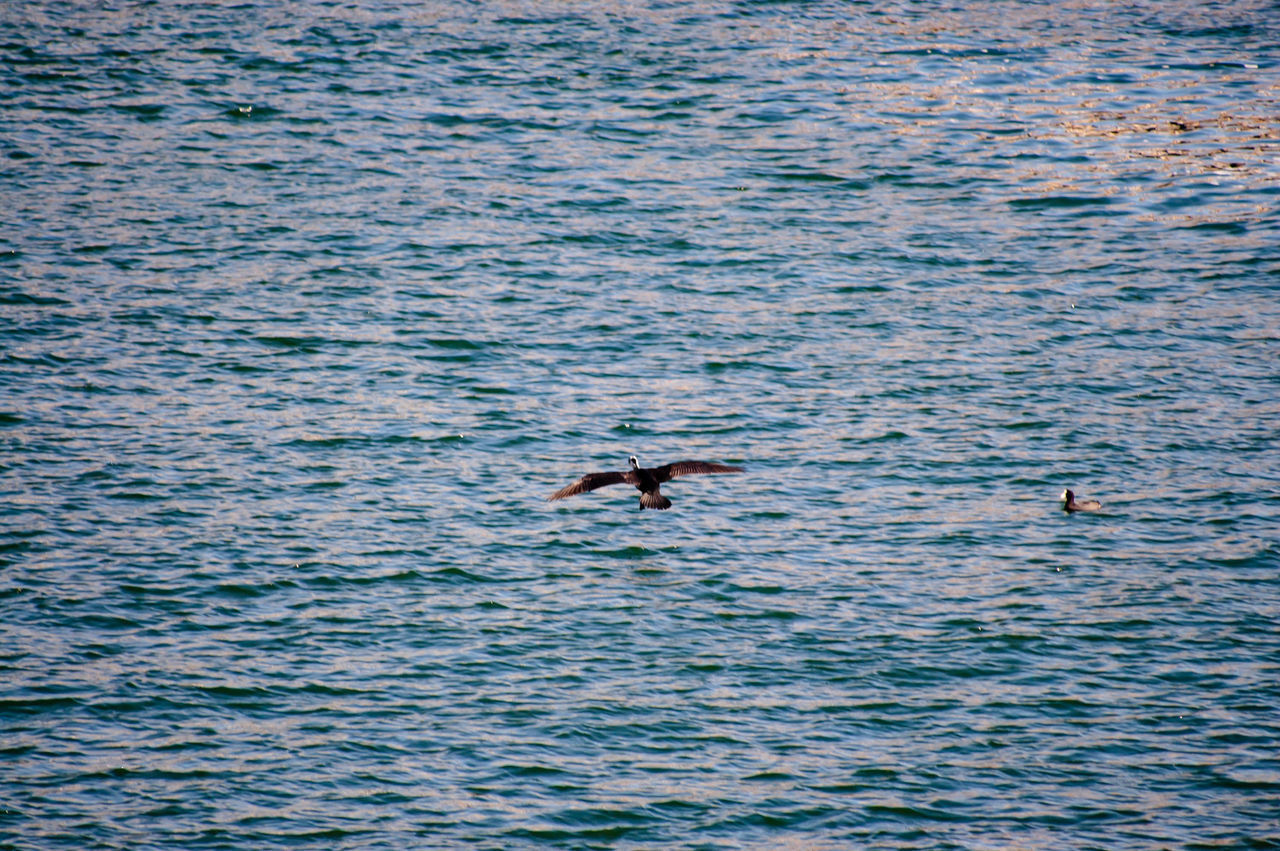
3, 1, 1279, 848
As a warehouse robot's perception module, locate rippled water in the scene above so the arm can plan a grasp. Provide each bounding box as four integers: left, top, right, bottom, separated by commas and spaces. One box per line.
3, 1, 1279, 848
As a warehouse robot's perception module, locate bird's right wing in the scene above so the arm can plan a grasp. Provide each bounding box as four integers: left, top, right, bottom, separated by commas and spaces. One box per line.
655, 461, 744, 482
547, 470, 635, 501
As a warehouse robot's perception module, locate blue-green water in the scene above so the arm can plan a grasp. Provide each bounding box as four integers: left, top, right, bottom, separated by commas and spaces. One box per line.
3, 2, 1279, 848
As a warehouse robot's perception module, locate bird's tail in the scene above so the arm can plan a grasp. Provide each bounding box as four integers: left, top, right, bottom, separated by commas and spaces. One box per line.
640, 492, 672, 510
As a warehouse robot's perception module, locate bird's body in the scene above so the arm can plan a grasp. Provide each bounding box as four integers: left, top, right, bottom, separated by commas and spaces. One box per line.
1061, 488, 1101, 512
549, 455, 743, 510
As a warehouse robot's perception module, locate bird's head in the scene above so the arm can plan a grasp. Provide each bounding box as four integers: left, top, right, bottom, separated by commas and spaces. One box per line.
1061, 489, 1072, 501
628, 455, 639, 469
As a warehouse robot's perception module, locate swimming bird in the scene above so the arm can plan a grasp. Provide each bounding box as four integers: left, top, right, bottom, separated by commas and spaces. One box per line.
1061, 488, 1101, 512
548, 455, 744, 510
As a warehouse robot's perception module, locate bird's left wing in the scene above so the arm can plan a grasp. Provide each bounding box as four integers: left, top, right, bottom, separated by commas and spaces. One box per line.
547, 470, 634, 501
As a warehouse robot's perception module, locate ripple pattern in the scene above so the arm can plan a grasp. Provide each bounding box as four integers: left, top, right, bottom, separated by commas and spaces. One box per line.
3, 1, 1279, 848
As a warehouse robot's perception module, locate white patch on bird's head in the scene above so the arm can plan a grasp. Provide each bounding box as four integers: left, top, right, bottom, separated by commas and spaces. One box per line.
628, 455, 639, 469
1060, 489, 1071, 501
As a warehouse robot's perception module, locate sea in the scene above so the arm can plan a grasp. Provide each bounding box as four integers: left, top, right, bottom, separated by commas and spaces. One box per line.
2, 1, 1278, 848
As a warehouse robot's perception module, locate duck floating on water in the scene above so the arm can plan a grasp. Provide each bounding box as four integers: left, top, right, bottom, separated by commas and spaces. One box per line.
549, 455, 744, 510
1061, 488, 1102, 512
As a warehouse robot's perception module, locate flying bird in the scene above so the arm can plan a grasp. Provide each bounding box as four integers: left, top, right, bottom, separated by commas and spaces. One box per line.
1061, 488, 1102, 512
548, 455, 744, 510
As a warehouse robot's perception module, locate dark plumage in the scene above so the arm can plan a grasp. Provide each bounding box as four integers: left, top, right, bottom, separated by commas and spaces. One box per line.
1061, 488, 1102, 512
548, 455, 744, 510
